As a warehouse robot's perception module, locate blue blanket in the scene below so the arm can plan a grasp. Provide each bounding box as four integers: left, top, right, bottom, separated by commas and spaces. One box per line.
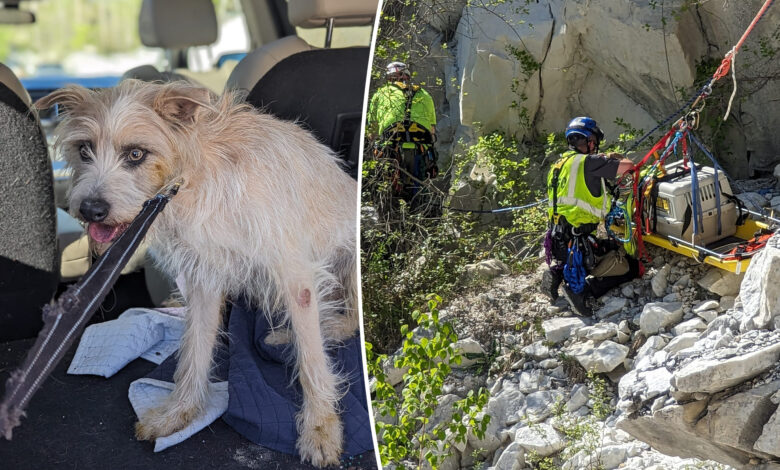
222, 298, 374, 458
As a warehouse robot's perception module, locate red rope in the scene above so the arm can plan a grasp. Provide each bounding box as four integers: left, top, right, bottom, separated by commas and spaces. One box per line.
713, 0, 775, 80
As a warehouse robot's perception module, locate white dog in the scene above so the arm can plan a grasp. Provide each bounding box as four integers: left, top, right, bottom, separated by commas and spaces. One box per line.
37, 80, 359, 467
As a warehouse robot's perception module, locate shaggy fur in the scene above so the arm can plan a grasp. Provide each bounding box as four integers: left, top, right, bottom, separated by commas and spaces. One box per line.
36, 80, 359, 467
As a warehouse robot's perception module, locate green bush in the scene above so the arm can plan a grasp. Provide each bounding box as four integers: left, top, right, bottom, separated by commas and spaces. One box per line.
366, 296, 490, 469
361, 132, 548, 352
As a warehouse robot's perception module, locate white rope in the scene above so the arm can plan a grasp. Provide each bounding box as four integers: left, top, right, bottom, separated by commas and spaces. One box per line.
723, 47, 738, 121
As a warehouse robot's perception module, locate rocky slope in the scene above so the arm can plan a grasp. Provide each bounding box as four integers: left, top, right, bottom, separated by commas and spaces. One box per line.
377, 180, 780, 469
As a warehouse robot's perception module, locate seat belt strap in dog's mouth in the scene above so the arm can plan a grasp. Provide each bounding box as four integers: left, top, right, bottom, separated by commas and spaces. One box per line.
0, 180, 182, 440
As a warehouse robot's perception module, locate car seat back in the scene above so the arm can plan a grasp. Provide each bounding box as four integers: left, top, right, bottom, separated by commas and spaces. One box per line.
0, 63, 58, 341
227, 0, 375, 176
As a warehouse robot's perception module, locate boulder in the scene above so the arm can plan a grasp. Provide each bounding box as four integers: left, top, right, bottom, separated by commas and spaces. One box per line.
697, 268, 743, 297
514, 423, 565, 457
671, 318, 707, 336
578, 322, 619, 341
463, 259, 510, 282
542, 317, 585, 344
755, 390, 780, 457
454, 338, 486, 368
693, 380, 780, 456
522, 341, 550, 361
640, 302, 683, 335
596, 297, 628, 318
651, 265, 671, 297
493, 441, 524, 470
569, 340, 629, 373
617, 406, 753, 468
663, 332, 700, 355
738, 234, 780, 331
671, 341, 780, 394
736, 192, 768, 212
521, 390, 564, 423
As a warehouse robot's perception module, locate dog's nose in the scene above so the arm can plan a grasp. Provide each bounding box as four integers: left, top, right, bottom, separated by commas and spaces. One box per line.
79, 198, 110, 222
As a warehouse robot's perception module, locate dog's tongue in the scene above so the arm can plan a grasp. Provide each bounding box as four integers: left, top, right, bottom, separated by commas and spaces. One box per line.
88, 223, 126, 244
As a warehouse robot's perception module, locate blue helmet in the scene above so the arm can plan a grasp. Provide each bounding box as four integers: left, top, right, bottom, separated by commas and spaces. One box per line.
565, 116, 604, 144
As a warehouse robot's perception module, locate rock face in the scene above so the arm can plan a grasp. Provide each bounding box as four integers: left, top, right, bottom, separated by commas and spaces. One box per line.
616, 235, 780, 469
399, 0, 780, 177
738, 235, 780, 331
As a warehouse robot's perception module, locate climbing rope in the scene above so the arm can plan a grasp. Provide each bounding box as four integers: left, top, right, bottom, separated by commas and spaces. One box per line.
447, 198, 548, 214
606, 202, 633, 243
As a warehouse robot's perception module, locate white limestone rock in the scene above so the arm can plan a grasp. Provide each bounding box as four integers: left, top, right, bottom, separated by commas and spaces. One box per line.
671, 318, 707, 336
672, 341, 780, 394
696, 310, 718, 323
569, 340, 629, 373
596, 297, 628, 318
578, 322, 619, 341
737, 234, 780, 331
693, 300, 719, 314
697, 268, 743, 297
522, 341, 550, 361
754, 391, 780, 457
640, 302, 683, 335
521, 390, 564, 423
736, 192, 767, 212
493, 441, 524, 470
454, 338, 486, 368
651, 265, 671, 297
542, 317, 585, 344
514, 423, 565, 457
566, 383, 589, 412
663, 332, 700, 355
463, 259, 510, 281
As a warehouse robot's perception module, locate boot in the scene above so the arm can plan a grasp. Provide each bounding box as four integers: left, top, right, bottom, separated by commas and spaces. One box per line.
541, 268, 563, 302
561, 283, 592, 317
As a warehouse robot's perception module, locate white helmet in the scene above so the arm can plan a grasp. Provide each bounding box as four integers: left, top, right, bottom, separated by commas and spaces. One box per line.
386, 61, 409, 78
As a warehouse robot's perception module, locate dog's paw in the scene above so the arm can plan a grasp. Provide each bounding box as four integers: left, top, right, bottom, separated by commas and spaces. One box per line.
135, 404, 199, 441
296, 408, 343, 468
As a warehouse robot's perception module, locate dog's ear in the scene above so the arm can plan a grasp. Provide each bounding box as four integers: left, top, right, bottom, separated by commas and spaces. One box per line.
153, 85, 212, 125
34, 85, 92, 112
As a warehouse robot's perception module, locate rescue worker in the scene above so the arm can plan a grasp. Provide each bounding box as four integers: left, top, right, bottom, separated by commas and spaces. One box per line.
542, 117, 640, 316
367, 61, 438, 197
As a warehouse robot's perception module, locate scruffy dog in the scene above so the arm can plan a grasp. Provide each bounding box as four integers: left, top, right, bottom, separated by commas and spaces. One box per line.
36, 80, 359, 467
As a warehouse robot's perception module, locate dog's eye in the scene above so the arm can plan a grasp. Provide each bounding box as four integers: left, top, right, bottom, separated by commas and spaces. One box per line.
79, 142, 93, 162
126, 148, 148, 164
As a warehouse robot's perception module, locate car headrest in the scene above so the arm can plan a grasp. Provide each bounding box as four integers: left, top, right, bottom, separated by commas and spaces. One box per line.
288, 0, 376, 28
0, 63, 31, 107
139, 0, 217, 49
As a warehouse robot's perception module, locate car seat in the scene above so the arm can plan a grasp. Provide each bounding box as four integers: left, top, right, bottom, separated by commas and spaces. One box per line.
225, 0, 376, 177
122, 0, 217, 87
0, 63, 58, 341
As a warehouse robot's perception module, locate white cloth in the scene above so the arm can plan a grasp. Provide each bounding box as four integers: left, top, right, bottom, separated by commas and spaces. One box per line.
68, 308, 186, 376
128, 378, 229, 452
67, 307, 229, 452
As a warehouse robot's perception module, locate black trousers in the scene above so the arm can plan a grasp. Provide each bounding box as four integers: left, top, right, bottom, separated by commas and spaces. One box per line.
549, 226, 640, 299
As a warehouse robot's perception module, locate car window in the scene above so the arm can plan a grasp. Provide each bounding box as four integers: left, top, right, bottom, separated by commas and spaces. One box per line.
187, 0, 250, 72
0, 0, 164, 80
296, 25, 373, 48
0, 0, 250, 78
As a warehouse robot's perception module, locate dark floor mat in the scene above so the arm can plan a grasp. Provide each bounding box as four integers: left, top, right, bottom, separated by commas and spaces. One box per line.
0, 339, 378, 470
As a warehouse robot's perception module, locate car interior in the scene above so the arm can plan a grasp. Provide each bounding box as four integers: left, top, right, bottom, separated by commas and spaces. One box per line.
0, 0, 375, 468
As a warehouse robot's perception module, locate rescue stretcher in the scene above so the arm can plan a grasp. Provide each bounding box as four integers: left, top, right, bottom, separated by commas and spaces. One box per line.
614, 159, 778, 274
